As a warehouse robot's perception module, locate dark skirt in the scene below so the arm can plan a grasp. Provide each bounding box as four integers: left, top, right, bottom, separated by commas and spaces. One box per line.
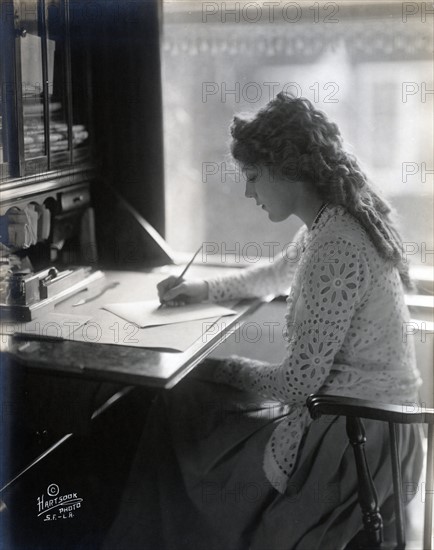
103, 376, 424, 550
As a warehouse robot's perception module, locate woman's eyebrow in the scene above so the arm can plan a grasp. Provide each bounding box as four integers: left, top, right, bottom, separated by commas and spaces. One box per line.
243, 167, 257, 177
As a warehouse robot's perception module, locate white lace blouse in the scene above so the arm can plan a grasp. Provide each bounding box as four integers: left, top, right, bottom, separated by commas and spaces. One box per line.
205, 205, 422, 494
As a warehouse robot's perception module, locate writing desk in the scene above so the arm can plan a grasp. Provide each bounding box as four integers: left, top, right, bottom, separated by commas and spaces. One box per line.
1, 265, 268, 492
2, 266, 266, 389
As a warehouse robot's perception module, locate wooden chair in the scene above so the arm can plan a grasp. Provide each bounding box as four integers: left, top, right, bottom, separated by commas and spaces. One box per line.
307, 394, 434, 550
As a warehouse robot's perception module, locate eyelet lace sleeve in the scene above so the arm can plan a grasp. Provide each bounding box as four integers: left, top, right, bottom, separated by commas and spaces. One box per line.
205, 226, 307, 302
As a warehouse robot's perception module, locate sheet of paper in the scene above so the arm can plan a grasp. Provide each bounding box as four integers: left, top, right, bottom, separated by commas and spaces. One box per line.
103, 300, 236, 328
68, 310, 231, 352
0, 312, 92, 340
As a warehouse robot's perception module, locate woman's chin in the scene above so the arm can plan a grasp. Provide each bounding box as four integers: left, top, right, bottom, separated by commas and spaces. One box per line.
268, 210, 286, 223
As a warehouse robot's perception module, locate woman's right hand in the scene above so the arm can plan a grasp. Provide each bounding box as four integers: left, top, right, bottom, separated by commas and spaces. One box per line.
157, 276, 209, 306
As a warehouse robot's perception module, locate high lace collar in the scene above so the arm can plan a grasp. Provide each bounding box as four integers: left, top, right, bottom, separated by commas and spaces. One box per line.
306, 204, 344, 236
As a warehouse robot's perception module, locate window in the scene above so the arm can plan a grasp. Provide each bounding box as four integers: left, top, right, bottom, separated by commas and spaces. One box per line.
161, 1, 433, 272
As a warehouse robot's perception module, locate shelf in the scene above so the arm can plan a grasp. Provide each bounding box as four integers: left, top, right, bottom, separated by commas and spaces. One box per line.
1, 0, 93, 183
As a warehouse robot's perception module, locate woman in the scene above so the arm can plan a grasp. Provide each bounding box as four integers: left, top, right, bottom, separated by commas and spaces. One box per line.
104, 93, 423, 549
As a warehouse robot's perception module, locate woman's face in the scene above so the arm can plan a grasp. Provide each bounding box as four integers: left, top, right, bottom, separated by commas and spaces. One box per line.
242, 163, 295, 222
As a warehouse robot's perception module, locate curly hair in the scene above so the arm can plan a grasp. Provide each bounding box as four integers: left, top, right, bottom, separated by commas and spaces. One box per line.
230, 92, 411, 288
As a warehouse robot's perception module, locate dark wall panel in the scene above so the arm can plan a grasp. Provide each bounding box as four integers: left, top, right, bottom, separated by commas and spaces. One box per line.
71, 0, 166, 267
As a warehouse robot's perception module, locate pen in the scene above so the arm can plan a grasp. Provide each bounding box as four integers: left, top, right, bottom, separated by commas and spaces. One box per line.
158, 244, 203, 309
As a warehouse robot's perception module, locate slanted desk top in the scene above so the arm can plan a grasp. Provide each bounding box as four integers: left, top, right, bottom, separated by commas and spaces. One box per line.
2, 265, 265, 389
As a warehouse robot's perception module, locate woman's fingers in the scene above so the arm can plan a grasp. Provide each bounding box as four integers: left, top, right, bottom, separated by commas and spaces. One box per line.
163, 282, 187, 301
164, 300, 186, 307
157, 276, 182, 300
157, 275, 178, 291
156, 278, 208, 306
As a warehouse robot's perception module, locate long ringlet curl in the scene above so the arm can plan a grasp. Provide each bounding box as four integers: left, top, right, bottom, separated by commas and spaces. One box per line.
230, 92, 412, 288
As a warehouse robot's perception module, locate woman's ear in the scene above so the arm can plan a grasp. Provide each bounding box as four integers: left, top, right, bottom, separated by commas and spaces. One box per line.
274, 167, 294, 188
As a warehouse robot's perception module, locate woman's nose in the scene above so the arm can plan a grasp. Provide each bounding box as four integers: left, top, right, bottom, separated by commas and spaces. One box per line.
245, 180, 255, 198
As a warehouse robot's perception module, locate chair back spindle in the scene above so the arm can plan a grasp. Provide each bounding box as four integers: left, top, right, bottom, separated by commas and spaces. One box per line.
388, 422, 405, 549
424, 423, 433, 550
346, 416, 383, 548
